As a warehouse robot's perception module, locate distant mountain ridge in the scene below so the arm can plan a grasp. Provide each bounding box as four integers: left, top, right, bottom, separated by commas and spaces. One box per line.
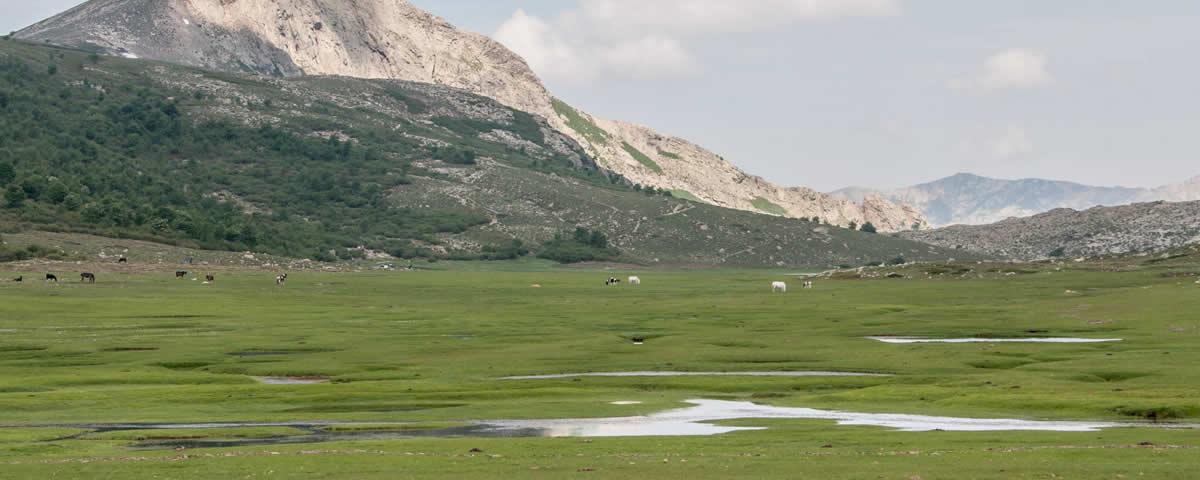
15, 0, 928, 232
833, 173, 1200, 227
900, 201, 1200, 260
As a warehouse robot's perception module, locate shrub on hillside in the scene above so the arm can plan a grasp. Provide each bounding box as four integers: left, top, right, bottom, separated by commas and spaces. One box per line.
537, 227, 620, 264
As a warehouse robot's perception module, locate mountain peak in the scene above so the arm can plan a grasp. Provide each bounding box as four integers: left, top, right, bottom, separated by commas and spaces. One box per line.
17, 0, 928, 232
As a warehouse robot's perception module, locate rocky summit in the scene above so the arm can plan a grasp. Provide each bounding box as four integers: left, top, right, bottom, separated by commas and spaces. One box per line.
17, 0, 927, 232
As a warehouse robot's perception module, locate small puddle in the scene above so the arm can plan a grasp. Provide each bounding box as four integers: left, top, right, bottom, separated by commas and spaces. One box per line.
253, 377, 330, 385
868, 337, 1123, 344
502, 371, 890, 380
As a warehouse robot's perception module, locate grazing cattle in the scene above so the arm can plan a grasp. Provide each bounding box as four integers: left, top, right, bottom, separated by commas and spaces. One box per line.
80, 273, 96, 284
276, 273, 288, 286
803, 281, 814, 289
45, 274, 58, 283
631, 336, 646, 345
772, 281, 788, 293
628, 276, 641, 286
205, 274, 215, 283
175, 271, 188, 279
12, 276, 22, 283
606, 277, 623, 286
117, 257, 128, 264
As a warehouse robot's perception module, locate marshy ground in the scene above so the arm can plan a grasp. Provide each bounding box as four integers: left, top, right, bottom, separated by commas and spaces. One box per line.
1, 251, 1199, 478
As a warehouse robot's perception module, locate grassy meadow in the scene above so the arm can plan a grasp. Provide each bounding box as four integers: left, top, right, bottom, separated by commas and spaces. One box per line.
1, 252, 1199, 478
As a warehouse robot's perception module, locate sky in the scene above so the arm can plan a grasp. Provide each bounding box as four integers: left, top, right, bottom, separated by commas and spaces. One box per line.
4, 1, 1199, 191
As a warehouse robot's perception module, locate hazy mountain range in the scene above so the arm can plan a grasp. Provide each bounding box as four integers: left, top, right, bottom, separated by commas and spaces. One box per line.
833, 173, 1200, 227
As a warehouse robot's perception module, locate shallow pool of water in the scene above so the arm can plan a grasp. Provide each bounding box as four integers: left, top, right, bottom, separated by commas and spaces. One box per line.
23, 400, 1189, 450
481, 400, 1129, 437
868, 336, 1123, 344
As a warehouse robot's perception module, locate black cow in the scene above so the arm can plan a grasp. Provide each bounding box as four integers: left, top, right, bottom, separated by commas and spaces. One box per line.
11, 276, 21, 283
80, 273, 96, 284
205, 274, 215, 283
276, 273, 288, 286
45, 273, 58, 283
605, 277, 622, 286
175, 271, 188, 279
117, 257, 128, 264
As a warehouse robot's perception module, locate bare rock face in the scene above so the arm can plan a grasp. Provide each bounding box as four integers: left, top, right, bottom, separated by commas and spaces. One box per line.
18, 0, 927, 231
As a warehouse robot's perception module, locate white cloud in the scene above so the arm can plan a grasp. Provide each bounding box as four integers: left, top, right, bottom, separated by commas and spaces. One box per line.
495, 0, 901, 83
953, 49, 1054, 92
988, 126, 1034, 158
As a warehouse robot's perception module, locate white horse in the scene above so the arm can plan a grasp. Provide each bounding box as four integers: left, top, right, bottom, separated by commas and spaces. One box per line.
628, 276, 641, 286
772, 281, 788, 293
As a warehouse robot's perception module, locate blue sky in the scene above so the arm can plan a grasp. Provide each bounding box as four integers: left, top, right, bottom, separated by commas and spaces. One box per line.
5, 1, 1199, 191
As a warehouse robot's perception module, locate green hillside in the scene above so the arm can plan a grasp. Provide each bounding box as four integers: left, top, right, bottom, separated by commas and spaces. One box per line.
0, 40, 966, 267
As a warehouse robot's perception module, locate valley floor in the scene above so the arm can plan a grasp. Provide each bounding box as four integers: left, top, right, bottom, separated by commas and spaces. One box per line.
1, 249, 1199, 478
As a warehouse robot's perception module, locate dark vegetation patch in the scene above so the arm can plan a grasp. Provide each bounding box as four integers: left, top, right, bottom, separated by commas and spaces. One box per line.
537, 227, 620, 264
1083, 371, 1152, 383
101, 347, 159, 352
924, 265, 974, 275
0, 41, 599, 262
1113, 405, 1194, 422
122, 315, 218, 320
156, 361, 210, 370
966, 360, 1033, 370
227, 348, 336, 357
718, 355, 806, 364
1145, 254, 1189, 264
707, 340, 768, 349
0, 239, 71, 262
281, 402, 465, 413
0, 345, 49, 353
0, 386, 52, 393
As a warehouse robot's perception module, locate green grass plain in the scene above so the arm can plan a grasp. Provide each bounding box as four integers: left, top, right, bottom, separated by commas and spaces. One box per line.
1, 252, 1199, 478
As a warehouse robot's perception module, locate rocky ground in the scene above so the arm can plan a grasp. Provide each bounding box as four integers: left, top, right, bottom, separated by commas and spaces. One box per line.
900, 201, 1200, 260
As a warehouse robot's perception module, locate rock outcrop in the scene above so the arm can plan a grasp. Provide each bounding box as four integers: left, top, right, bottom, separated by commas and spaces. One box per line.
899, 200, 1200, 260
18, 0, 927, 231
